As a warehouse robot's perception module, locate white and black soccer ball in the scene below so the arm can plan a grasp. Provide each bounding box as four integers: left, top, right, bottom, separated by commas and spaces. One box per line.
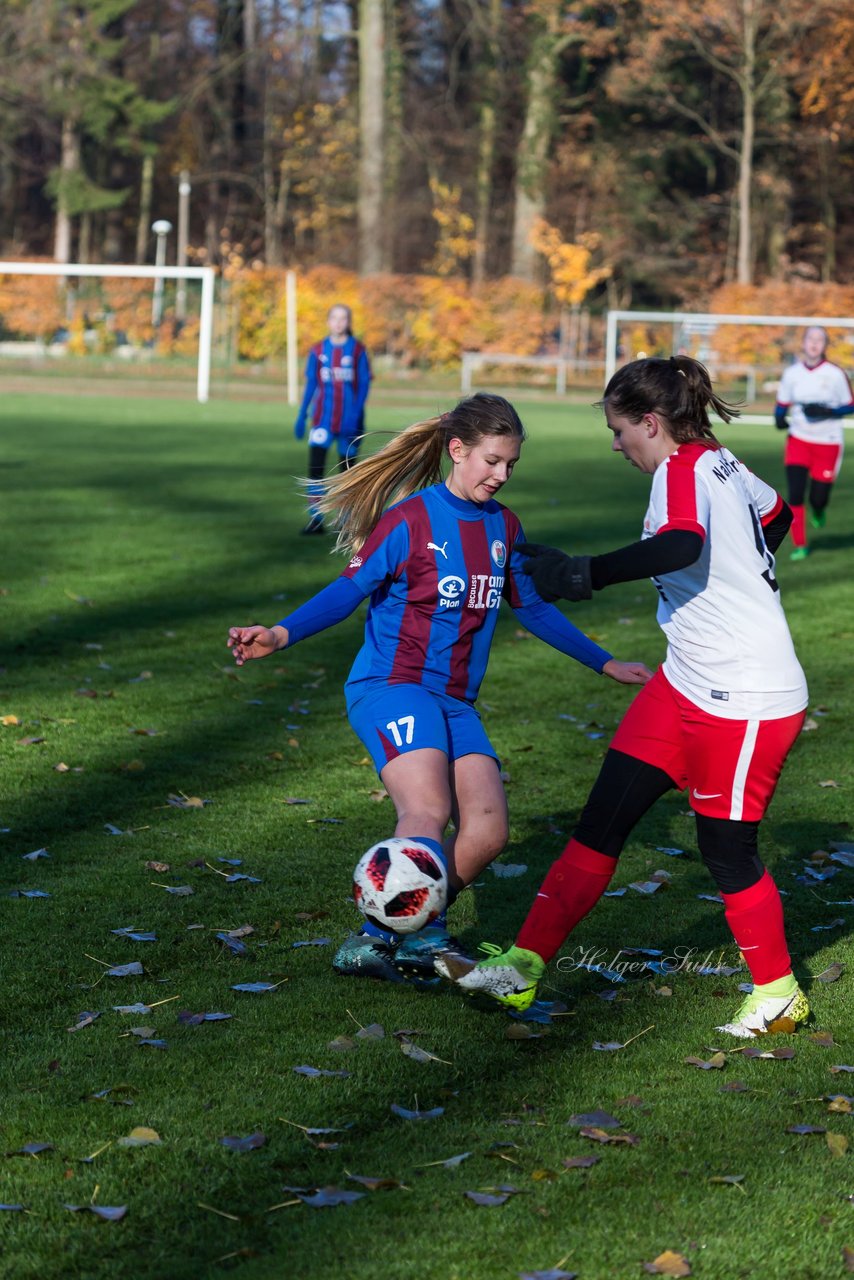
353, 837, 447, 934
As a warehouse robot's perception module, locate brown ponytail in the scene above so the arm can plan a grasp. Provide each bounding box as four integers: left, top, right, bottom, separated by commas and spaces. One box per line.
601, 355, 740, 444
311, 392, 526, 555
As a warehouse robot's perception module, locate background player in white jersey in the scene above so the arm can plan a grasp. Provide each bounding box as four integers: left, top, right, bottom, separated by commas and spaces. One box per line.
775, 326, 854, 560
438, 356, 810, 1039
228, 394, 651, 986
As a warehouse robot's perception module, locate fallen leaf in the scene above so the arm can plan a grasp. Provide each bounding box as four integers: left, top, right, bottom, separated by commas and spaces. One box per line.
400, 1041, 451, 1065
1, 714, 21, 726
21, 848, 49, 862
64, 1204, 127, 1221
827, 1132, 849, 1158
177, 1011, 232, 1025
355, 1023, 384, 1040
368, 789, 388, 802
567, 1111, 621, 1129
817, 962, 844, 983
843, 1246, 854, 1273
809, 1031, 836, 1047
489, 863, 528, 878
829, 1097, 853, 1115
231, 982, 285, 994
166, 793, 209, 809
284, 1185, 364, 1207
292, 937, 331, 948
708, 1174, 745, 1188
390, 1103, 444, 1121
6, 1143, 54, 1158
220, 1131, 266, 1152
9, 889, 51, 898
719, 1081, 750, 1093
144, 861, 170, 873
819, 780, 839, 788
643, 1250, 692, 1277
106, 962, 144, 978
505, 1023, 549, 1040
685, 1053, 726, 1070
152, 883, 194, 896
67, 1012, 100, 1033
786, 1125, 826, 1135
518, 1270, 577, 1280
464, 1190, 512, 1206
117, 1127, 161, 1148
137, 1039, 168, 1050
18, 736, 45, 746
328, 1035, 356, 1052
345, 1174, 405, 1191
742, 1046, 795, 1060
111, 929, 156, 942
292, 1066, 351, 1079
562, 1155, 600, 1169
579, 1127, 639, 1146
53, 762, 70, 772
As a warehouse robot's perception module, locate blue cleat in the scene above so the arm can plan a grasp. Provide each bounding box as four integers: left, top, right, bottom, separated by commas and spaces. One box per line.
394, 927, 469, 979
332, 932, 405, 983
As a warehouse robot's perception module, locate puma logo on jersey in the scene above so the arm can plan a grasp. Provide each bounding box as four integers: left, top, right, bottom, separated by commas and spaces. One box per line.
427, 541, 449, 559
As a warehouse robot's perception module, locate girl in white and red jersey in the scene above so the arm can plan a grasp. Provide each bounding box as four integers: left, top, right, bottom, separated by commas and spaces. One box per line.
775, 325, 854, 560
438, 356, 811, 1039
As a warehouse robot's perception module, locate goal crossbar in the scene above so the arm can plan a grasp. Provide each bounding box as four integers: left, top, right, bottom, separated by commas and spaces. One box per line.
0, 261, 217, 403
605, 309, 854, 387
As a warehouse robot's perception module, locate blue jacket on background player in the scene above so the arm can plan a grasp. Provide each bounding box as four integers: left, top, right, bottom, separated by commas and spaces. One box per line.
294, 302, 371, 536
229, 393, 652, 984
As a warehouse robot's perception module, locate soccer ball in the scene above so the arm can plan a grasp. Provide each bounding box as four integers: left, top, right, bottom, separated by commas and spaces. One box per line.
353, 838, 447, 934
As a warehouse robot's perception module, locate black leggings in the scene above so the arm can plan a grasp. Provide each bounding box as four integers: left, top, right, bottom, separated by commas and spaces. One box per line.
574, 749, 764, 894
308, 443, 358, 482
786, 465, 833, 516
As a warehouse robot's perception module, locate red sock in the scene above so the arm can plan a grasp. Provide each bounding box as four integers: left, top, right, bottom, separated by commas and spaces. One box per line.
516, 839, 617, 963
790, 503, 806, 548
721, 870, 791, 985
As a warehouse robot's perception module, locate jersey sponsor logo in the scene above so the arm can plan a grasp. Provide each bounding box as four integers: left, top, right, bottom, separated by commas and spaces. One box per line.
468, 573, 504, 610
490, 539, 506, 568
427, 540, 449, 560
438, 574, 466, 603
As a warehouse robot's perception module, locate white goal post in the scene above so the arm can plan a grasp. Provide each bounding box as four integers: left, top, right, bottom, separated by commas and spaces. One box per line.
605, 310, 854, 404
0, 261, 216, 403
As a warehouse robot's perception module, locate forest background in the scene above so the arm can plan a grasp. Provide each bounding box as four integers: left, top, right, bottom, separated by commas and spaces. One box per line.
1, 0, 854, 367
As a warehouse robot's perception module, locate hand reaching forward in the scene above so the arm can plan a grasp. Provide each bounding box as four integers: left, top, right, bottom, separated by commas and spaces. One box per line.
602, 659, 653, 685
227, 624, 287, 666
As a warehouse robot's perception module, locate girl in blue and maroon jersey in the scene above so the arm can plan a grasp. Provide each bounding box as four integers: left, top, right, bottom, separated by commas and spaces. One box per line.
294, 303, 372, 535
229, 394, 651, 983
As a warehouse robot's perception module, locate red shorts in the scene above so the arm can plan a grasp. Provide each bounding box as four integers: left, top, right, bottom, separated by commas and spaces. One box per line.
784, 435, 843, 483
610, 669, 805, 821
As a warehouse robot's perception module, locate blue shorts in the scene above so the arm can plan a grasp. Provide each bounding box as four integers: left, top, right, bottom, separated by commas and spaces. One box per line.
308, 425, 360, 462
346, 681, 497, 775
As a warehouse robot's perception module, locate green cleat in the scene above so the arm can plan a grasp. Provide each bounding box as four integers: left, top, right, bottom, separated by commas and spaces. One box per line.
790, 546, 809, 562
716, 983, 809, 1038
810, 511, 826, 530
434, 942, 545, 1011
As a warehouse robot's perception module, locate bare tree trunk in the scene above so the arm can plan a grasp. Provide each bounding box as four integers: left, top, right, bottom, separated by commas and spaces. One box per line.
382, 0, 403, 272
358, 0, 385, 274
135, 153, 154, 264
736, 0, 756, 284
473, 0, 502, 284
511, 21, 560, 280
53, 115, 80, 264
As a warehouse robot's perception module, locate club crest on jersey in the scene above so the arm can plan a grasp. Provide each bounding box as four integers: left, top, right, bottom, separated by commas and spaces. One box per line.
490, 539, 506, 568
348, 555, 363, 570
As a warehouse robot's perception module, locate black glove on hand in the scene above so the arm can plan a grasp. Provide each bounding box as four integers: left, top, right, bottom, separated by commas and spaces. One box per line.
801, 402, 833, 420
516, 541, 593, 603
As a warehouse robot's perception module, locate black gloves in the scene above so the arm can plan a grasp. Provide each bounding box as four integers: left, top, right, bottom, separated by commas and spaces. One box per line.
516, 541, 593, 603
774, 408, 789, 431
801, 402, 834, 420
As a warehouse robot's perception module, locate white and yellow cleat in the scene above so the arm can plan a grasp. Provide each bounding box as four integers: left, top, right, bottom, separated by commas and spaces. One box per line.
716, 979, 809, 1038
434, 942, 544, 1012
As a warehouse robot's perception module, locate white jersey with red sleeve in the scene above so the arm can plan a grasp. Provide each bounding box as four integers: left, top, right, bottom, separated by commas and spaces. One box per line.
776, 359, 854, 446
642, 442, 807, 720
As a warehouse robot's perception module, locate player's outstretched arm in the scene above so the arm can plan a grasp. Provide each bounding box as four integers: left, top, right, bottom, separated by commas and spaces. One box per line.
227, 624, 288, 666
601, 659, 653, 685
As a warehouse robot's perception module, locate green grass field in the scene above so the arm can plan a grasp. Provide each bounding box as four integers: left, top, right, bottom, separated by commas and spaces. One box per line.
1, 390, 853, 1280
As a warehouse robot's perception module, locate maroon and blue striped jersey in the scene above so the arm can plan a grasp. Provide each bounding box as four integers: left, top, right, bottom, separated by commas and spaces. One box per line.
339, 483, 608, 703
295, 336, 371, 438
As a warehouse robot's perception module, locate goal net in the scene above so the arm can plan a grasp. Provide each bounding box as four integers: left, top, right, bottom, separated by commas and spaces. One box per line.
0, 262, 216, 402
605, 310, 854, 417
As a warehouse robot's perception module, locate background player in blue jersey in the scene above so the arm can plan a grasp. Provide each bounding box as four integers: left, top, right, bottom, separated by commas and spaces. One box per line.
294, 303, 372, 535
229, 393, 651, 984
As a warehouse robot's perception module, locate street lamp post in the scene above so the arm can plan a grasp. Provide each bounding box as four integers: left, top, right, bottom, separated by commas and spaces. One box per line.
151, 218, 173, 327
